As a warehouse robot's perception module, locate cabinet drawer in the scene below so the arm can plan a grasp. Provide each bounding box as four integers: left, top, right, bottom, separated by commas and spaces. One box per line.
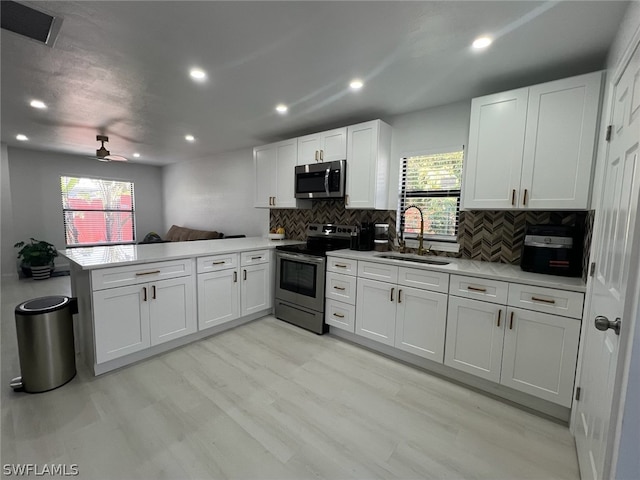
327, 257, 358, 275
325, 299, 355, 333
358, 261, 399, 283
449, 275, 508, 304
241, 249, 270, 266
197, 253, 238, 273
91, 259, 193, 291
508, 284, 584, 319
398, 267, 449, 294
326, 272, 357, 305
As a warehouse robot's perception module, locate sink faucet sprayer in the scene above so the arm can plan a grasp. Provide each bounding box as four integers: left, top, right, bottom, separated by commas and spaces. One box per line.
399, 204, 429, 255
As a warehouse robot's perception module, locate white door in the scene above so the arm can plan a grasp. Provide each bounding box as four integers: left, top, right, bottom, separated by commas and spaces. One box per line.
575, 43, 640, 480
521, 72, 602, 210
444, 296, 505, 382
320, 128, 347, 162
297, 134, 321, 164
355, 278, 397, 346
395, 286, 447, 362
254, 144, 276, 208
462, 88, 528, 209
274, 139, 298, 208
149, 276, 196, 345
93, 284, 150, 363
241, 263, 271, 316
501, 307, 580, 407
197, 269, 240, 330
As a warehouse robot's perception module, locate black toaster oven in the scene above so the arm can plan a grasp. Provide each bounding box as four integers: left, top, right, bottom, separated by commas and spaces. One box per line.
520, 224, 582, 277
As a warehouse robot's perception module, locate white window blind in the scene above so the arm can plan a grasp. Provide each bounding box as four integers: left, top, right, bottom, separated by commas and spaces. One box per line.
398, 148, 464, 242
61, 176, 136, 247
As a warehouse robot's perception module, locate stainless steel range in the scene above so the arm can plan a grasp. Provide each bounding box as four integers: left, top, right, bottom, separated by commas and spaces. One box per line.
275, 224, 355, 334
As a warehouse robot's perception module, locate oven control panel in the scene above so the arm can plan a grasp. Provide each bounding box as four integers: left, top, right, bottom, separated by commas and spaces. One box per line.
307, 223, 357, 238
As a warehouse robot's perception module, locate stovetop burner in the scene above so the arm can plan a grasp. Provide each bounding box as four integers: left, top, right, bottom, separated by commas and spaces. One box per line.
276, 223, 356, 257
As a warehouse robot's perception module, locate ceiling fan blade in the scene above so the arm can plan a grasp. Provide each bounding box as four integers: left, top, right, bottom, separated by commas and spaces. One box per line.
104, 154, 128, 162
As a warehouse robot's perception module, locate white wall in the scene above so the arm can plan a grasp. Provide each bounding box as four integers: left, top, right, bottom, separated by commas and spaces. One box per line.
3, 146, 164, 275
386, 101, 471, 209
162, 148, 268, 238
1, 143, 15, 276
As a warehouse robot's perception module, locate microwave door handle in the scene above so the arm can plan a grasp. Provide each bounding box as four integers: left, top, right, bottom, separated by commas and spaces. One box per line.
324, 167, 330, 196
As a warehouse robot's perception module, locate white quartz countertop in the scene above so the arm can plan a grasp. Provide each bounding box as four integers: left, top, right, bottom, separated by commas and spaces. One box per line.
327, 249, 586, 292
60, 237, 304, 270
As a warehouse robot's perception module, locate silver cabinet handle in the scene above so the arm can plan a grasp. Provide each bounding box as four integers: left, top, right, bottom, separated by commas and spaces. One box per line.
233, 271, 237, 283
335, 264, 347, 268
152, 285, 156, 299
320, 149, 324, 161
497, 309, 502, 327
509, 311, 514, 330
315, 150, 319, 162
333, 312, 345, 318
467, 286, 487, 292
398, 289, 402, 303
523, 188, 528, 206
136, 270, 160, 276
531, 296, 555, 304
212, 261, 226, 265
390, 287, 395, 302
143, 287, 147, 302
243, 269, 247, 281
251, 256, 262, 260
511, 189, 516, 206
333, 286, 346, 291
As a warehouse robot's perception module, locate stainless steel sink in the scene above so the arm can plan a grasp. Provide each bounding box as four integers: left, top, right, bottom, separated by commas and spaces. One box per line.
375, 254, 450, 265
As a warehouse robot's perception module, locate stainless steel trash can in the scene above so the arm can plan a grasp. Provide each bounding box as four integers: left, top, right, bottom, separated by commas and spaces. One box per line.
12, 296, 77, 393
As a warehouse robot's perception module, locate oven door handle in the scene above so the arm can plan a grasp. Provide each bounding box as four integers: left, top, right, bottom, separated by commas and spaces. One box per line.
277, 252, 325, 264
324, 167, 330, 196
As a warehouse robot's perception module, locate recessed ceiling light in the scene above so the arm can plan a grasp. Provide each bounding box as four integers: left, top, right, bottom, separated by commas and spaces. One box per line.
30, 99, 47, 109
185, 134, 195, 142
349, 79, 364, 90
16, 134, 28, 141
189, 68, 207, 81
275, 104, 288, 114
472, 36, 493, 50
133, 152, 140, 158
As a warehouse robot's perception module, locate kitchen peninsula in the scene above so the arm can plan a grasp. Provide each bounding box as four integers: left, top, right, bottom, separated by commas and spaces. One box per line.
60, 237, 302, 375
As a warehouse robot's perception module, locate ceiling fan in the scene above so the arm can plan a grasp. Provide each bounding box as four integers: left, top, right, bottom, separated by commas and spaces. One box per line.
92, 135, 127, 162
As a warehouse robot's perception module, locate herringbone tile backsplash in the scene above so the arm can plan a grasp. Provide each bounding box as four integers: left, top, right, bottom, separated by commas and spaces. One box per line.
270, 202, 593, 271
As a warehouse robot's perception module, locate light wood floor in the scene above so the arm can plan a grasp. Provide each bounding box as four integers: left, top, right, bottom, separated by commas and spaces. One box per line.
1, 275, 580, 479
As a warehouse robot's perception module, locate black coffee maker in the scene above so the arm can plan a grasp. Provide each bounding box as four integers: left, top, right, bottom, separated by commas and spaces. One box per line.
350, 222, 375, 251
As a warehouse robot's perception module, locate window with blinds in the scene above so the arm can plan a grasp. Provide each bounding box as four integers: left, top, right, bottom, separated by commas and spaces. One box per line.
398, 148, 464, 242
61, 176, 136, 247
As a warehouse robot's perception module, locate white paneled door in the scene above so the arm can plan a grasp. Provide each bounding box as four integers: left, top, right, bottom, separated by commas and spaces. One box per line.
575, 42, 640, 480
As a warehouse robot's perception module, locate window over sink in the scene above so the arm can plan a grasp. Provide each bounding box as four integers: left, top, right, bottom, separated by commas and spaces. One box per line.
398, 147, 464, 243
61, 176, 136, 247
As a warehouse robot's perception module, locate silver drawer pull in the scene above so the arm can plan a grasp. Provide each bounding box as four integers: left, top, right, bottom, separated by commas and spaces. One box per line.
467, 285, 487, 292
212, 261, 226, 265
335, 264, 348, 268
531, 296, 555, 304
333, 286, 346, 291
333, 313, 345, 318
135, 270, 161, 276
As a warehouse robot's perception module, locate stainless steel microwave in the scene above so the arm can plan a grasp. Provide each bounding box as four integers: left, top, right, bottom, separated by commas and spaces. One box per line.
295, 160, 346, 199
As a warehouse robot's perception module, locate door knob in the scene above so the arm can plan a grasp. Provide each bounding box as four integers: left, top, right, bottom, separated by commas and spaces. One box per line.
594, 316, 621, 335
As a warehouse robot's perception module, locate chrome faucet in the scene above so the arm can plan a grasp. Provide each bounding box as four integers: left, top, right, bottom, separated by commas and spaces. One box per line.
401, 204, 429, 255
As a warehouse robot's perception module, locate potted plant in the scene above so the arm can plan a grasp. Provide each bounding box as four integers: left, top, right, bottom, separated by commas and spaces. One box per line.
14, 238, 59, 280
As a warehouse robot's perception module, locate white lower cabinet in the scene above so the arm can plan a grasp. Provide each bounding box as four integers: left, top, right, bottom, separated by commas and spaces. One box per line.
444, 296, 505, 382
445, 279, 583, 407
241, 261, 272, 316
93, 275, 196, 363
197, 268, 240, 330
501, 307, 580, 407
355, 272, 448, 362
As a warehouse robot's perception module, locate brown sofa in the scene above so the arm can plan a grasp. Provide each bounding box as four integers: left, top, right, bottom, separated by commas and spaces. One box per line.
164, 225, 224, 242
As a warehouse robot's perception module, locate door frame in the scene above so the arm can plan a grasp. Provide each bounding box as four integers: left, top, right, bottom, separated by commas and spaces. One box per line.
571, 25, 640, 479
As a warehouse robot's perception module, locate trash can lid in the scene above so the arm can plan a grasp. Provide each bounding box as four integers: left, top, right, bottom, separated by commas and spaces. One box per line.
16, 296, 70, 315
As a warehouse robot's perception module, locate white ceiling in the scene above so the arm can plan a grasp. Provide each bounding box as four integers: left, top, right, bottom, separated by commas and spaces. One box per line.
0, 1, 630, 166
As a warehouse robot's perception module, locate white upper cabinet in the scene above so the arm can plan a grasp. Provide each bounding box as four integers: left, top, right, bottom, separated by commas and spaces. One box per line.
346, 120, 392, 209
297, 127, 347, 164
254, 138, 308, 209
463, 71, 603, 210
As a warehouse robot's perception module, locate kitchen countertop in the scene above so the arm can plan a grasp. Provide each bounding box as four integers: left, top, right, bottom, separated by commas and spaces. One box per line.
327, 249, 586, 292
60, 237, 304, 270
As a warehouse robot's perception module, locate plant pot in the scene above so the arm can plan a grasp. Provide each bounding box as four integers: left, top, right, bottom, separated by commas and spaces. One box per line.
30, 265, 52, 280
